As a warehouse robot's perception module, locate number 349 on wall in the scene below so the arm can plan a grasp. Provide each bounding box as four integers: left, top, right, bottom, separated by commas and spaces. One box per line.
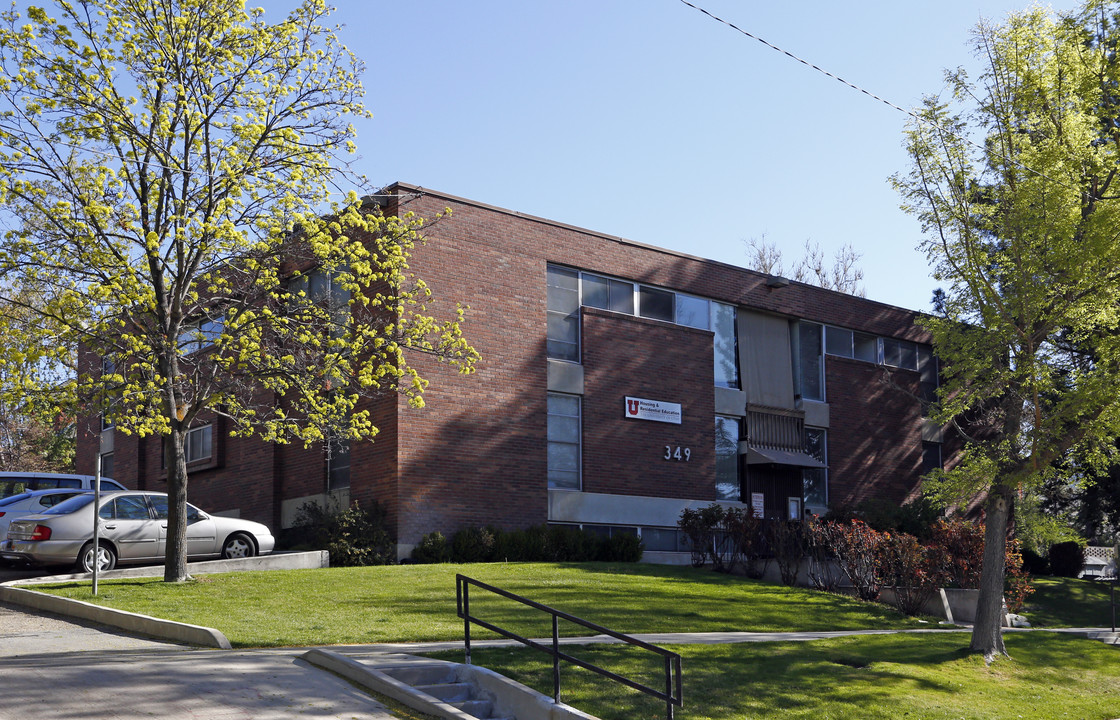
664, 446, 691, 461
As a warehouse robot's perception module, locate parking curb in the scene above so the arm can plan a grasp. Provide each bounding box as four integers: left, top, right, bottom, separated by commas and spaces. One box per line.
0, 583, 231, 648
0, 550, 329, 649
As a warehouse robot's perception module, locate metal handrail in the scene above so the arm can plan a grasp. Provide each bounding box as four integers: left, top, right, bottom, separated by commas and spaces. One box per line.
455, 574, 683, 720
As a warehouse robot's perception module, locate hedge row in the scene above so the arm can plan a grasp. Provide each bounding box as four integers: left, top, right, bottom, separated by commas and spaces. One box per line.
411, 524, 644, 564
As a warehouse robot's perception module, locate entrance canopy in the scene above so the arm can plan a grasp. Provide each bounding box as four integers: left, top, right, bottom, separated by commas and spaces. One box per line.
745, 446, 825, 468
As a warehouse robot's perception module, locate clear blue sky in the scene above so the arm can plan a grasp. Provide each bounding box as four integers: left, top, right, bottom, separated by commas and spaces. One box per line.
316, 1, 1079, 312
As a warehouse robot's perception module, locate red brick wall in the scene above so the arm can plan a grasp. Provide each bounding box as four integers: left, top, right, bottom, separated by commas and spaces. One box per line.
581, 308, 716, 499
824, 356, 924, 507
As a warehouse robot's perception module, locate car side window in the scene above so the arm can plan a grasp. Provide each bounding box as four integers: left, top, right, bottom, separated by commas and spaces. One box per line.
56, 479, 81, 489
99, 496, 151, 520
151, 496, 169, 520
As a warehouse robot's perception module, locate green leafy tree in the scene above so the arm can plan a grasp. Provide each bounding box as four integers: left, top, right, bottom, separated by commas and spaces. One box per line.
894, 2, 1120, 660
0, 0, 478, 582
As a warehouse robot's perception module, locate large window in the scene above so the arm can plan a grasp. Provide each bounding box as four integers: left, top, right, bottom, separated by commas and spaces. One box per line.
715, 416, 741, 501
547, 266, 580, 362
547, 393, 581, 489
99, 452, 114, 479
177, 317, 224, 354
797, 322, 824, 402
712, 302, 740, 389
803, 427, 828, 509
581, 273, 634, 314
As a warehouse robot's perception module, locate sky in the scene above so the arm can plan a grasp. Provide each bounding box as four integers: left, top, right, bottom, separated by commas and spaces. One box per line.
308, 0, 1083, 313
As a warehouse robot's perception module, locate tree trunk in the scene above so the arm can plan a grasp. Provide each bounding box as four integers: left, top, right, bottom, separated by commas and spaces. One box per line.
163, 428, 190, 582
969, 483, 1012, 661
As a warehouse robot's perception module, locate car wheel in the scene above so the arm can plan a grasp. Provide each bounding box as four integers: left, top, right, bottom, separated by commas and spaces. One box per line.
221, 533, 256, 559
77, 542, 116, 573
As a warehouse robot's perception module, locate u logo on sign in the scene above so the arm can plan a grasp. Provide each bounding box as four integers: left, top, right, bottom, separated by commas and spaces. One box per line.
626, 399, 640, 415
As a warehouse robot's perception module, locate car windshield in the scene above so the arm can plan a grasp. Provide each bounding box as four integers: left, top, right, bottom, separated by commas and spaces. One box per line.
0, 492, 33, 507
42, 494, 97, 515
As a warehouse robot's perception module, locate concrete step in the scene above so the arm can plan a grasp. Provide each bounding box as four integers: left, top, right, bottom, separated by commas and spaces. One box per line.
416, 681, 473, 703
380, 664, 457, 686
454, 698, 495, 718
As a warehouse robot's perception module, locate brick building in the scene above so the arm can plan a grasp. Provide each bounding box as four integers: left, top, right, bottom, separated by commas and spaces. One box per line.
78, 183, 950, 558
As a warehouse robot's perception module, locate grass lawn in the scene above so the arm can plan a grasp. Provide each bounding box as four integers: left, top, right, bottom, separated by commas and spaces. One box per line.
427, 632, 1120, 720
1024, 576, 1119, 628
34, 562, 933, 647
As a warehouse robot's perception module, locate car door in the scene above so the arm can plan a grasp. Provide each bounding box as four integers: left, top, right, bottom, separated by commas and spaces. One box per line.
149, 496, 217, 557
99, 495, 163, 562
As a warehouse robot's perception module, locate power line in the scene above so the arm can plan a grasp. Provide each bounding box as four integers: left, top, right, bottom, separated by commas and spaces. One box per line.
676, 0, 1057, 184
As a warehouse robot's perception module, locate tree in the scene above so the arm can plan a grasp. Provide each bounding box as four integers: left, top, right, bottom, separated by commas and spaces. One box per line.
0, 0, 479, 582
894, 2, 1120, 660
743, 236, 865, 296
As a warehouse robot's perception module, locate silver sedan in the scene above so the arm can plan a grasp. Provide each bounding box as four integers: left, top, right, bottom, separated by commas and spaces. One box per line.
0, 491, 275, 572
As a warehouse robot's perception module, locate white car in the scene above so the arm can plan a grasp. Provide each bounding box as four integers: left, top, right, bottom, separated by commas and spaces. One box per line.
0, 489, 91, 550
0, 472, 125, 499
1, 491, 275, 572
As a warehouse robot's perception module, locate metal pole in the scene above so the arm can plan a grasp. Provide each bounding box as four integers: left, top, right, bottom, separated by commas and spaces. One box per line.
552, 614, 561, 704
1111, 575, 1115, 634
92, 453, 101, 596
462, 580, 472, 666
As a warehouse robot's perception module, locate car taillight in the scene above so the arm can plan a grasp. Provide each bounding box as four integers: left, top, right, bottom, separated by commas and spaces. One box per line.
30, 525, 51, 541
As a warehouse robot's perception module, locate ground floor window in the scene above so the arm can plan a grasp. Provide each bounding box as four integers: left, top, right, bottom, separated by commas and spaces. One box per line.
802, 427, 828, 509
328, 436, 351, 490
547, 393, 581, 489
99, 452, 114, 479
921, 441, 942, 476
185, 424, 213, 463
715, 415, 741, 501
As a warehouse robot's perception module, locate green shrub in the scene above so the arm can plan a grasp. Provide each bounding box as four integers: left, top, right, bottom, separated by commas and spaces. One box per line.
412, 531, 451, 563
450, 526, 496, 563
292, 500, 394, 566
410, 524, 644, 564
1049, 541, 1085, 577
1021, 547, 1051, 575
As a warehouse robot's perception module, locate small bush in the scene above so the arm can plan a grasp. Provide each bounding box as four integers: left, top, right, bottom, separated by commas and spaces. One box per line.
1049, 541, 1085, 578
878, 531, 946, 615
450, 526, 496, 563
412, 531, 451, 563
292, 500, 394, 567
601, 532, 644, 562
1021, 547, 1050, 576
929, 519, 985, 589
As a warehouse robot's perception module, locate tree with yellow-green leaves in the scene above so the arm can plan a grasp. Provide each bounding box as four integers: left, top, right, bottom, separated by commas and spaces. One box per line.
0, 0, 479, 582
894, 1, 1120, 660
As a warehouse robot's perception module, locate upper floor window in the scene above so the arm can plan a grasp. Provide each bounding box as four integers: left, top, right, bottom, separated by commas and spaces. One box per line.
178, 317, 224, 354
797, 322, 824, 402
547, 265, 580, 362
547, 393, 581, 490
712, 301, 740, 389
546, 265, 741, 390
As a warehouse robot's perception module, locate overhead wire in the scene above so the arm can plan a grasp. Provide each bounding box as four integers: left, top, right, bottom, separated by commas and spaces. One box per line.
676, 0, 1060, 184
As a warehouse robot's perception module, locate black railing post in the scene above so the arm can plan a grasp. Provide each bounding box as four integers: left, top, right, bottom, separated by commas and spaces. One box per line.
665, 655, 674, 720
1111, 575, 1116, 634
462, 577, 472, 665
552, 614, 561, 703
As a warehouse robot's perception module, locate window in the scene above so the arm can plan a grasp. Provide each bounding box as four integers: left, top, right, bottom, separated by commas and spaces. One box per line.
675, 293, 709, 329
178, 317, 224, 354
825, 326, 853, 358
922, 442, 943, 476
854, 332, 879, 363
99, 452, 114, 479
638, 285, 674, 322
185, 424, 213, 463
546, 265, 580, 362
882, 338, 918, 370
715, 416, 741, 501
328, 436, 351, 490
150, 495, 204, 523
582, 273, 634, 314
99, 495, 151, 520
803, 428, 828, 509
797, 322, 824, 401
547, 393, 581, 489
712, 302, 740, 389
